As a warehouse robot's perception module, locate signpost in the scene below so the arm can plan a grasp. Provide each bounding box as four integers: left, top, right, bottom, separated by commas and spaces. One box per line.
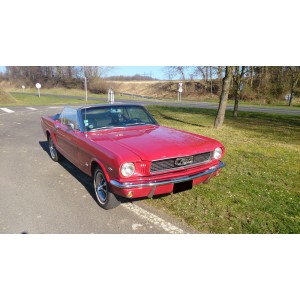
108, 88, 114, 104
178, 82, 183, 102
22, 85, 25, 93
84, 77, 88, 102
35, 83, 41, 97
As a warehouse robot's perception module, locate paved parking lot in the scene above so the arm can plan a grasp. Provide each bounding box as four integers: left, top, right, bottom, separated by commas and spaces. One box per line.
0, 106, 194, 234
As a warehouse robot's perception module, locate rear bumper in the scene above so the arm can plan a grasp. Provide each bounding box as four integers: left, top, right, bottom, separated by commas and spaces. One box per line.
110, 161, 225, 197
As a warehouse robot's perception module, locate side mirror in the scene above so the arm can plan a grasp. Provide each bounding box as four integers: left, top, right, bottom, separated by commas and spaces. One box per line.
67, 123, 75, 130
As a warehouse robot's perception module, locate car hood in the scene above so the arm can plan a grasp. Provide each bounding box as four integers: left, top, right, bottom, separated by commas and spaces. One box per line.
88, 125, 220, 162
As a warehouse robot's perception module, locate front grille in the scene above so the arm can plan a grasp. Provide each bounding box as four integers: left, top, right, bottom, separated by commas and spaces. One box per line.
150, 152, 212, 173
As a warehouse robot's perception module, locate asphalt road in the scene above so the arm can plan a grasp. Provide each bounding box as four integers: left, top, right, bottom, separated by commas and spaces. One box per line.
0, 106, 195, 234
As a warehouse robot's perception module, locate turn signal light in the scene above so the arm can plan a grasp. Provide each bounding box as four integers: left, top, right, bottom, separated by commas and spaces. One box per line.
127, 191, 134, 198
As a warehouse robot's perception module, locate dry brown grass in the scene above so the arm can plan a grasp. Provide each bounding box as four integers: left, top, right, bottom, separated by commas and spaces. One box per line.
108, 80, 216, 100
0, 88, 18, 104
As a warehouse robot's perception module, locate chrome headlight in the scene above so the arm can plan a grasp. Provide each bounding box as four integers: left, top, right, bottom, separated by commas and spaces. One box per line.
213, 147, 222, 160
120, 162, 135, 177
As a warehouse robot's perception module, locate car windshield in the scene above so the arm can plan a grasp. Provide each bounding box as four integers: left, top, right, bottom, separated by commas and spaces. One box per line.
81, 106, 157, 131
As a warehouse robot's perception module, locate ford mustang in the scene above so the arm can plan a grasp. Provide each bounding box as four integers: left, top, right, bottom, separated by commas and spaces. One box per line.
41, 104, 225, 209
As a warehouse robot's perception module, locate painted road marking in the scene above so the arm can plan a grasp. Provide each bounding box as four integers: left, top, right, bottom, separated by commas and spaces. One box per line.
26, 107, 37, 111
123, 203, 185, 234
0, 108, 14, 113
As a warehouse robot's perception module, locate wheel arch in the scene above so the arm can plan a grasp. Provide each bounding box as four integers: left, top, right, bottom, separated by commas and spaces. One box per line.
46, 130, 51, 141
90, 159, 111, 182
46, 130, 58, 144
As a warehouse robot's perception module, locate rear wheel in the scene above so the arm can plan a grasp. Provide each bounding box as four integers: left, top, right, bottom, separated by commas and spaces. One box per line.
93, 166, 121, 209
48, 136, 63, 162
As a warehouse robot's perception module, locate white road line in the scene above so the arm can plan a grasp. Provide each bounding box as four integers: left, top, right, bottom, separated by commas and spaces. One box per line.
26, 107, 37, 111
123, 203, 185, 234
0, 108, 14, 113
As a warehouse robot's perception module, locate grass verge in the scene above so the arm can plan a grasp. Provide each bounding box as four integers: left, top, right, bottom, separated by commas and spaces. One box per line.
145, 106, 300, 233
7, 88, 150, 106
8, 93, 104, 106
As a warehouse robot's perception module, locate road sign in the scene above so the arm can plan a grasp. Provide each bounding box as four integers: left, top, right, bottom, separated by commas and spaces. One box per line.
178, 82, 183, 92
35, 83, 41, 97
178, 83, 183, 101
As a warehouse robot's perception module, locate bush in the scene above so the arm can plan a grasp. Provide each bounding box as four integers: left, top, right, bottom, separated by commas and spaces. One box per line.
240, 84, 257, 101
88, 78, 114, 94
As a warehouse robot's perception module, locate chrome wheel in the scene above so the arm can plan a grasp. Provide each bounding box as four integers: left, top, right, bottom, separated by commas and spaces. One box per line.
93, 166, 122, 209
49, 138, 57, 160
48, 136, 63, 162
94, 170, 108, 203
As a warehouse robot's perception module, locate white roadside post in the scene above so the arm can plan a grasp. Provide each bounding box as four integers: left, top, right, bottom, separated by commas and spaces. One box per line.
108, 88, 114, 104
178, 82, 183, 102
84, 77, 88, 102
35, 83, 41, 97
22, 85, 25, 93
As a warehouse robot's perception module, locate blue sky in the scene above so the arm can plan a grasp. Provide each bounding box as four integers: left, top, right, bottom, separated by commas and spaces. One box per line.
0, 66, 167, 79
107, 66, 166, 79
0, 66, 197, 80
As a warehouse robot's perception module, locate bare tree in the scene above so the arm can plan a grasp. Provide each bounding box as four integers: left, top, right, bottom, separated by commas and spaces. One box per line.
214, 66, 234, 129
163, 66, 187, 81
287, 66, 299, 106
193, 66, 208, 92
232, 66, 246, 118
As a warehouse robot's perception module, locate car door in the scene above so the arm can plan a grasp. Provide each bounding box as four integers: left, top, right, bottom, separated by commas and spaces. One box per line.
56, 108, 80, 166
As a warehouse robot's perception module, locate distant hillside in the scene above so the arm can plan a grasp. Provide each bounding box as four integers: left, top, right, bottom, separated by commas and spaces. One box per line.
0, 89, 18, 104
107, 80, 219, 100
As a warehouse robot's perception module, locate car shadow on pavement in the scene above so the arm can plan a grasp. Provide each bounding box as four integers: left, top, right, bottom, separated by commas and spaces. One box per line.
38, 141, 154, 207
39, 141, 97, 203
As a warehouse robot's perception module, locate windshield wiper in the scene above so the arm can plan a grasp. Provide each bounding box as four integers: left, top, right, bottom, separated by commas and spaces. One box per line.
89, 126, 125, 131
126, 122, 152, 127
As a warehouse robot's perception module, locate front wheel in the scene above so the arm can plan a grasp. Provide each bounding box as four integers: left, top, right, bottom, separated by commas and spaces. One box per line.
48, 136, 63, 162
93, 167, 121, 209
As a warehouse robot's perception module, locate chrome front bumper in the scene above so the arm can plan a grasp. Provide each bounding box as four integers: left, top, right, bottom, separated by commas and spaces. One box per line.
110, 161, 225, 189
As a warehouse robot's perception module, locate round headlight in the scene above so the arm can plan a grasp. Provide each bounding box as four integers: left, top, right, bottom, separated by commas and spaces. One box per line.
120, 162, 135, 177
213, 147, 222, 160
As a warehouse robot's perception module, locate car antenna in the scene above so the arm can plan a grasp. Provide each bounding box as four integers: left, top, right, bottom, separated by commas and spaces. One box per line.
84, 71, 88, 137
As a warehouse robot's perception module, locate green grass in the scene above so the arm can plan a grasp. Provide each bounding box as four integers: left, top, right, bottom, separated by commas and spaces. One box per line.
7, 93, 103, 106
145, 106, 300, 233
5, 89, 197, 105
5, 93, 147, 106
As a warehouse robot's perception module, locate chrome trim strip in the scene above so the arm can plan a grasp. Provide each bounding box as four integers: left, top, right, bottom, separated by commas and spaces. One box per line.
110, 161, 225, 189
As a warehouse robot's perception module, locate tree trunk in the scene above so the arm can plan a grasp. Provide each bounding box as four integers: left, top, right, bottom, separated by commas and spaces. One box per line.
233, 88, 240, 118
289, 77, 299, 106
250, 66, 254, 88
210, 66, 213, 97
288, 67, 299, 107
214, 66, 234, 129
232, 66, 245, 118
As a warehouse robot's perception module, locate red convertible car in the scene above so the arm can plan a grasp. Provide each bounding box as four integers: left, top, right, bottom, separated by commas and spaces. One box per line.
41, 104, 225, 209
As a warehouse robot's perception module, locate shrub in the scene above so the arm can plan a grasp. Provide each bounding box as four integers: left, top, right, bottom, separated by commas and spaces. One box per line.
89, 78, 114, 94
